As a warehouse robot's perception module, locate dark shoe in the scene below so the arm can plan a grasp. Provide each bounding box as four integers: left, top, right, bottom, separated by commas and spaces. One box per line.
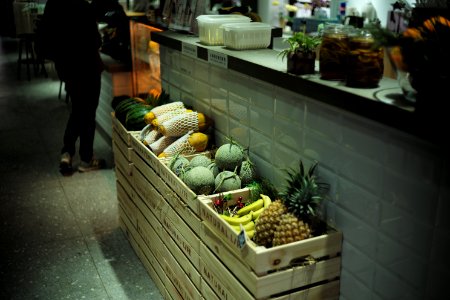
59, 152, 73, 174
78, 158, 106, 172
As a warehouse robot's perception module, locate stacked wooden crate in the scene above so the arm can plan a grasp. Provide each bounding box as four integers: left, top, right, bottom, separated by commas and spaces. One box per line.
112, 113, 343, 299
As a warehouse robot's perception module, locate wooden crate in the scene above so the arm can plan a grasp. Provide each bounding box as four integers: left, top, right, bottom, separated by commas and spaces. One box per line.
198, 189, 342, 299
201, 223, 341, 299
198, 189, 342, 274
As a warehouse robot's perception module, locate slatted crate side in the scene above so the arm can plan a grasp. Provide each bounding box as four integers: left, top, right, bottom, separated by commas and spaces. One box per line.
119, 212, 170, 300
137, 206, 201, 299
130, 133, 162, 175
200, 223, 342, 299
199, 279, 220, 300
160, 200, 202, 258
160, 220, 202, 290
111, 112, 139, 146
113, 141, 133, 176
132, 149, 203, 235
199, 243, 255, 300
161, 252, 203, 300
198, 190, 343, 276
132, 165, 165, 222
112, 128, 133, 161
135, 203, 202, 289
131, 150, 177, 208
270, 280, 340, 300
117, 180, 138, 229
115, 166, 138, 205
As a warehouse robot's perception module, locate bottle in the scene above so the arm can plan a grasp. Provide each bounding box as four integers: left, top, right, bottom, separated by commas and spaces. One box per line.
346, 29, 384, 88
319, 23, 351, 80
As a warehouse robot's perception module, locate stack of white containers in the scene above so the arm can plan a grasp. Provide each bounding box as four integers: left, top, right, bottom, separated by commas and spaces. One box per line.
196, 15, 251, 46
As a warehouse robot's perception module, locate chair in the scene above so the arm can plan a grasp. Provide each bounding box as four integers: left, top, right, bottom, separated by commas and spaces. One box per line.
17, 33, 38, 80
13, 0, 39, 80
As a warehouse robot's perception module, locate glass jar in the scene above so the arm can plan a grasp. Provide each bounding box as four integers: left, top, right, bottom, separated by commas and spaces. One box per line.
346, 29, 384, 88
319, 24, 351, 80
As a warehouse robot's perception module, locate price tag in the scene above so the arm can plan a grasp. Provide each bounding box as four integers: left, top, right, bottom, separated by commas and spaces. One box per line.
237, 224, 247, 249
182, 42, 197, 59
208, 50, 228, 69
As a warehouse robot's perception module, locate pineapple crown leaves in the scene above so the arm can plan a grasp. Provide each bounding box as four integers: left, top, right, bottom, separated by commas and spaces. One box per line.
279, 160, 329, 220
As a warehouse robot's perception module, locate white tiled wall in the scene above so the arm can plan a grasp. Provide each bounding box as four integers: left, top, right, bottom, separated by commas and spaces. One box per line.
159, 45, 449, 300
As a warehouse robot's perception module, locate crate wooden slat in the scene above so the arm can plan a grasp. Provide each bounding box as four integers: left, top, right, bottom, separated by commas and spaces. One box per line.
112, 127, 133, 161
198, 189, 343, 275
268, 280, 340, 300
130, 132, 162, 175
117, 179, 138, 229
111, 112, 140, 146
113, 141, 133, 176
115, 165, 137, 204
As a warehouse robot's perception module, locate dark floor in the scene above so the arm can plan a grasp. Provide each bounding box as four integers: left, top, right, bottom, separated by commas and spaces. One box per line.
0, 36, 163, 300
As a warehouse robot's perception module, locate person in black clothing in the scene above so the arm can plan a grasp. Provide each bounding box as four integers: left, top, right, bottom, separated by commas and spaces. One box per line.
41, 0, 106, 173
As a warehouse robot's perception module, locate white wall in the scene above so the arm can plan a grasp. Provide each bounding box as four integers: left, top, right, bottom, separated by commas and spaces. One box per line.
159, 44, 449, 300
257, 0, 418, 28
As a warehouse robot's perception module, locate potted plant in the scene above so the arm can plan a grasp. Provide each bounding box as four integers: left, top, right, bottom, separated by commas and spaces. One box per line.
279, 31, 321, 75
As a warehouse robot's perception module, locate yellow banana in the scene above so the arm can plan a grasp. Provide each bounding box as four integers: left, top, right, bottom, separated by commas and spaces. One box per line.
220, 212, 253, 226
252, 206, 265, 220
246, 229, 255, 239
231, 221, 255, 232
261, 194, 272, 207
237, 199, 264, 216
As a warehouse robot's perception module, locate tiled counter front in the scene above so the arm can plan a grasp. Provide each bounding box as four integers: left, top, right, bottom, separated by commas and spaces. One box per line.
155, 37, 449, 300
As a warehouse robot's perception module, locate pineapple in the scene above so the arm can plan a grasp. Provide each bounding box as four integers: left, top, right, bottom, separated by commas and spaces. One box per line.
253, 200, 286, 247
253, 160, 328, 247
272, 213, 312, 246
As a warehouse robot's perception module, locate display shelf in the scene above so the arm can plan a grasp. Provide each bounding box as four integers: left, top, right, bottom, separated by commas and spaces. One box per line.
130, 21, 163, 97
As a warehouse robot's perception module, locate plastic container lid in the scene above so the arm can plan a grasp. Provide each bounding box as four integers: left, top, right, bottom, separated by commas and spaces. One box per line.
196, 14, 251, 24
221, 22, 271, 31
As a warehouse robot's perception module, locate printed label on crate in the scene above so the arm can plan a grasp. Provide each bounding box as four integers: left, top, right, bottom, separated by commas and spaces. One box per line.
182, 42, 197, 59
208, 50, 228, 69
162, 259, 196, 300
162, 216, 195, 259
199, 204, 238, 247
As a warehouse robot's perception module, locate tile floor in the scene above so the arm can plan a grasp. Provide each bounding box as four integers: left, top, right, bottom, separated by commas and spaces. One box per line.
0, 36, 163, 300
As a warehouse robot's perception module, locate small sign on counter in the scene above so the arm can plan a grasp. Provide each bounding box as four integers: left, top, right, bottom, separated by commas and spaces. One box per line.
182, 42, 198, 59
208, 50, 228, 69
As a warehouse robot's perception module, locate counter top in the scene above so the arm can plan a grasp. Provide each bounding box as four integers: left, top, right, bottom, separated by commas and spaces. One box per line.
152, 30, 442, 145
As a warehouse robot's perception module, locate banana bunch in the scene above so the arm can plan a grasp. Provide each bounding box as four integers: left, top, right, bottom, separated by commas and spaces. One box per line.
219, 194, 272, 239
